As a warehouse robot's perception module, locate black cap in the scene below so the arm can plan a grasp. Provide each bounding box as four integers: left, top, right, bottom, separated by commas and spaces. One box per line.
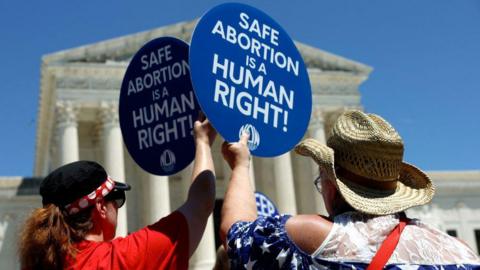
40, 160, 130, 207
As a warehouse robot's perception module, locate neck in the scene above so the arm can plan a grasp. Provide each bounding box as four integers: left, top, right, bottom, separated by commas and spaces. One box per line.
84, 233, 104, 242
330, 190, 355, 218
84, 222, 105, 242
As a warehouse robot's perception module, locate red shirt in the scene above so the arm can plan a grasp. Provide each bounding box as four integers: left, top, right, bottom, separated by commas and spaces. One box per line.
66, 211, 189, 270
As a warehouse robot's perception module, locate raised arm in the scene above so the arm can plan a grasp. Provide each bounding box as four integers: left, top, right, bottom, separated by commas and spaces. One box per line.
178, 116, 217, 257
220, 134, 257, 247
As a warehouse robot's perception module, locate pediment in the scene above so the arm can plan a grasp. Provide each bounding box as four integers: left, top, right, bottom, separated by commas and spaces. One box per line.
43, 19, 371, 75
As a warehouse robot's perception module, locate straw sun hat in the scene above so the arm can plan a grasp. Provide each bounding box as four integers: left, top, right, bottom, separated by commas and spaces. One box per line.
295, 110, 435, 215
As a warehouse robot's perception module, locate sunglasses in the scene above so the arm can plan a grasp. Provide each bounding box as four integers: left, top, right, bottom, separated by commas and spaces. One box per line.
104, 190, 126, 208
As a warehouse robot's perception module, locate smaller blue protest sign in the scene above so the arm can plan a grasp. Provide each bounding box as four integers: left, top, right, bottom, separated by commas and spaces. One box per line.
119, 37, 199, 176
255, 192, 279, 217
189, 3, 312, 157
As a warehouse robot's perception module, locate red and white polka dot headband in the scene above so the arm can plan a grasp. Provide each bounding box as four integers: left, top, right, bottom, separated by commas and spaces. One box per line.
64, 176, 115, 215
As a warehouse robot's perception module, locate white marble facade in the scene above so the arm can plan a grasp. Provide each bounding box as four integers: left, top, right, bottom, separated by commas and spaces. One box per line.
0, 19, 479, 269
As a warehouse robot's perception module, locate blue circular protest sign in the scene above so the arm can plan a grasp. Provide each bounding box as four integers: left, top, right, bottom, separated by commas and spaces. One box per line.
255, 192, 279, 217
119, 37, 199, 175
190, 3, 312, 157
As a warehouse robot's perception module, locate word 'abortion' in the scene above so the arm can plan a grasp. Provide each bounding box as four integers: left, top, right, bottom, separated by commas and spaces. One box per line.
132, 91, 196, 150
211, 14, 299, 76
127, 45, 190, 96
212, 54, 293, 132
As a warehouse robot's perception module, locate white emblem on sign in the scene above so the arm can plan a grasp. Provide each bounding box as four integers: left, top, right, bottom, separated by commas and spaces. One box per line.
239, 124, 260, 151
160, 149, 176, 173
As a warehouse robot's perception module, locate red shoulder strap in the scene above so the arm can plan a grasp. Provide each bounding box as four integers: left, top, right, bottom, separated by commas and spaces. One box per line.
366, 214, 409, 270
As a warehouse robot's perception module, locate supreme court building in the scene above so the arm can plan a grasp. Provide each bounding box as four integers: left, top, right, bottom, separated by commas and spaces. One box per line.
1, 20, 480, 269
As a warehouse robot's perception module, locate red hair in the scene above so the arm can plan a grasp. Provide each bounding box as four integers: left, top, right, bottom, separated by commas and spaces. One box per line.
18, 204, 93, 270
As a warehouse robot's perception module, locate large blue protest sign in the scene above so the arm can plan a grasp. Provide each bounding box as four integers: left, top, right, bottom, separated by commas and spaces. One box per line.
190, 3, 312, 157
255, 192, 279, 217
119, 37, 199, 175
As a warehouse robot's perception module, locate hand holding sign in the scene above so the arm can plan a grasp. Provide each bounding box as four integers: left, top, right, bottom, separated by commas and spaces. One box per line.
119, 37, 199, 175
221, 132, 251, 170
190, 3, 312, 157
194, 112, 217, 147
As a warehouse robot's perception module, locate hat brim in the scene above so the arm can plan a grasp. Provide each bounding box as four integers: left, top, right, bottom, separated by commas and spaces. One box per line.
114, 181, 131, 191
295, 138, 435, 215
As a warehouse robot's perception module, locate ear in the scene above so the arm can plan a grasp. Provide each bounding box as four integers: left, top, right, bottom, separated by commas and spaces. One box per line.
95, 200, 108, 219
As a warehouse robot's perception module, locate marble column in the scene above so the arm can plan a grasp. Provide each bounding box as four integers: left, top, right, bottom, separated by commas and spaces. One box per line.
182, 165, 216, 269
309, 112, 328, 215
55, 101, 79, 165
99, 102, 128, 237
457, 203, 477, 253
190, 215, 216, 270
0, 213, 16, 269
273, 153, 297, 215
144, 174, 171, 224
292, 151, 316, 214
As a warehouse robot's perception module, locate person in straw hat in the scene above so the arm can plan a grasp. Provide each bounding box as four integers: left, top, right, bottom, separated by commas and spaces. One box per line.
220, 110, 480, 269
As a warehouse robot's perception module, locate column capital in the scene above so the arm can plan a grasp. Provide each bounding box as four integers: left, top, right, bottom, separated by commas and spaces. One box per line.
55, 100, 79, 128
98, 101, 119, 129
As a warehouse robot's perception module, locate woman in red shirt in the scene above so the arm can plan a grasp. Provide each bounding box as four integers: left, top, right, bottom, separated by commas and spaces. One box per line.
19, 117, 217, 270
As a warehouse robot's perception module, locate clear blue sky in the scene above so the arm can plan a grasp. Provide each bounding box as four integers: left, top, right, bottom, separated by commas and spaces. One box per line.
0, 0, 479, 176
